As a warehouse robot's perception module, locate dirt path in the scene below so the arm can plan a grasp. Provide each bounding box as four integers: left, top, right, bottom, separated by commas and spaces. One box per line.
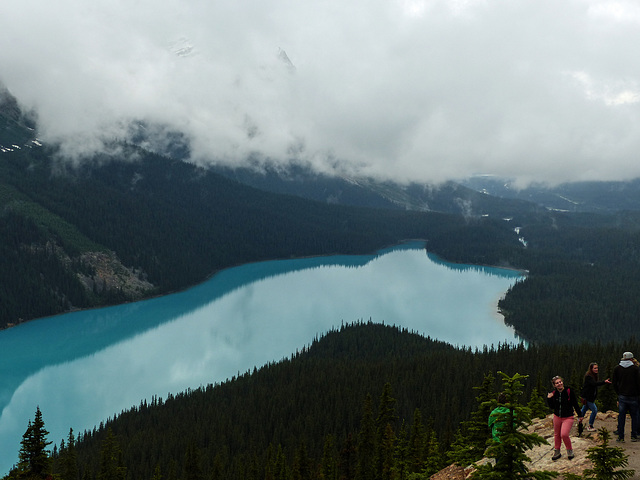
525, 411, 640, 479
430, 411, 640, 479
587, 411, 640, 478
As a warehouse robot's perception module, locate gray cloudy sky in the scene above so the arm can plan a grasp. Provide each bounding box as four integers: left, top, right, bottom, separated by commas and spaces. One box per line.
2, 0, 640, 185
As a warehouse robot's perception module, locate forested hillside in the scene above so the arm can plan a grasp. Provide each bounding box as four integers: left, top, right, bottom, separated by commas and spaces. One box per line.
9, 322, 631, 480
210, 162, 546, 217
0, 140, 523, 329
429, 212, 640, 344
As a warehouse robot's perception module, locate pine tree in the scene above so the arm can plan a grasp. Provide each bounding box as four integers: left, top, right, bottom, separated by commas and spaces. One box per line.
210, 452, 225, 480
274, 444, 288, 480
166, 460, 179, 480
97, 428, 126, 480
447, 372, 495, 466
527, 375, 550, 420
151, 464, 163, 480
17, 406, 52, 479
338, 434, 357, 480
60, 428, 79, 480
320, 435, 338, 480
471, 372, 557, 480
292, 441, 314, 480
580, 428, 634, 480
265, 444, 278, 480
423, 429, 443, 477
394, 421, 409, 480
407, 408, 426, 474
379, 424, 396, 480
375, 383, 398, 480
356, 394, 376, 480
183, 441, 203, 480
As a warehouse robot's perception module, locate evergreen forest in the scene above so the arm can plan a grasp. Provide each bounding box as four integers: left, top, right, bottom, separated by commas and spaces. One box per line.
4, 322, 636, 480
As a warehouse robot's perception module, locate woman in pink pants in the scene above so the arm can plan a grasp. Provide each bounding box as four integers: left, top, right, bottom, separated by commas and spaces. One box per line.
547, 375, 584, 461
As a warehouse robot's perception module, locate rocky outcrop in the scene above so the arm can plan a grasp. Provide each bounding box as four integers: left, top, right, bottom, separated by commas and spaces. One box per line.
76, 250, 155, 298
432, 411, 640, 479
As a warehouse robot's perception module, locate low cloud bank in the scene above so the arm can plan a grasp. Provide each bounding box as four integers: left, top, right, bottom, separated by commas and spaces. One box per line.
2, 0, 640, 186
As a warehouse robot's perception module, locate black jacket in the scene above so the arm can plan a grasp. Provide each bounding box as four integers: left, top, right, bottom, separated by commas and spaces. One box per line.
612, 361, 640, 397
547, 386, 582, 418
581, 375, 607, 402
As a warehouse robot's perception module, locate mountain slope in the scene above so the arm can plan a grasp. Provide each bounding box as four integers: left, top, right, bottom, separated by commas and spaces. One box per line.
463, 175, 640, 213
211, 162, 547, 219
0, 85, 36, 151
1, 124, 522, 328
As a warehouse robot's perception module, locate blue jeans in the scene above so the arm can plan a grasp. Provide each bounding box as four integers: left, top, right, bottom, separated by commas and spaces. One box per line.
617, 395, 640, 438
581, 401, 597, 426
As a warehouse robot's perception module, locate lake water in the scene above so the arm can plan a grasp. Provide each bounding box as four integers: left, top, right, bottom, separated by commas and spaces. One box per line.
0, 242, 522, 474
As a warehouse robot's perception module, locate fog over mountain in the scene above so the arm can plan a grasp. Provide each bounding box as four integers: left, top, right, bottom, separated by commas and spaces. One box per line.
2, 0, 640, 186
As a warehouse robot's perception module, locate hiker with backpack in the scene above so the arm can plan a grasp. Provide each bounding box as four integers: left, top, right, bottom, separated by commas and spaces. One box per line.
547, 375, 583, 461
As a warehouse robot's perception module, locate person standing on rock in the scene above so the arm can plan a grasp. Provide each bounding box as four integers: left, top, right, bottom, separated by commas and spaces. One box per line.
547, 375, 583, 461
581, 362, 611, 432
612, 351, 640, 442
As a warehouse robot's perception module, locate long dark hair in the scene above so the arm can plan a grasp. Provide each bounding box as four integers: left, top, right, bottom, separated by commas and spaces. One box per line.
584, 362, 598, 380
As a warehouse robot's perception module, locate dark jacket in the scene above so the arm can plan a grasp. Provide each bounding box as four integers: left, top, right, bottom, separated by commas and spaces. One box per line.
581, 375, 607, 402
547, 387, 582, 418
612, 361, 640, 397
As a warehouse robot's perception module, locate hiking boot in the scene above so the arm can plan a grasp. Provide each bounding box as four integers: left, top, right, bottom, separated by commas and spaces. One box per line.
568, 449, 575, 460
617, 437, 625, 442
586, 425, 596, 432
632, 436, 638, 442
552, 449, 561, 461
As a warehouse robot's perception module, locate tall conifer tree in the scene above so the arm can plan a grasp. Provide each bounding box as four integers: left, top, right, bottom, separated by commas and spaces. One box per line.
423, 429, 443, 477
183, 441, 203, 480
292, 441, 314, 480
527, 374, 549, 420
356, 394, 376, 480
471, 372, 556, 480
394, 421, 409, 480
447, 372, 495, 467
379, 424, 396, 480
17, 406, 52, 479
97, 428, 126, 480
320, 435, 338, 480
338, 434, 357, 480
407, 408, 426, 474
375, 383, 397, 480
60, 428, 79, 480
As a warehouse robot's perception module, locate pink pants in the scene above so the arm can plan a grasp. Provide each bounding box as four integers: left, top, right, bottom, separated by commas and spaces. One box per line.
553, 415, 574, 450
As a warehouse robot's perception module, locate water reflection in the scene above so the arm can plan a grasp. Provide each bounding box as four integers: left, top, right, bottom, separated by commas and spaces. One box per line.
0, 242, 522, 474
426, 252, 525, 278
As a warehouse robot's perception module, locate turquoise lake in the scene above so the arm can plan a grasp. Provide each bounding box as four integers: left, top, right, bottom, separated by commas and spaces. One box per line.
0, 242, 523, 473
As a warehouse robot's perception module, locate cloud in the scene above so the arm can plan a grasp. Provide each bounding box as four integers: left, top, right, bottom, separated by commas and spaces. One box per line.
2, 0, 640, 185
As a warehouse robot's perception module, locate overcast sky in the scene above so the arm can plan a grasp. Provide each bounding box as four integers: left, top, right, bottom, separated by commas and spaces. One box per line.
2, 0, 640, 186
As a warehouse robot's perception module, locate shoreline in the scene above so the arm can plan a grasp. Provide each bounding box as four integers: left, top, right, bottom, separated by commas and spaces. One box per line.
1, 238, 528, 332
